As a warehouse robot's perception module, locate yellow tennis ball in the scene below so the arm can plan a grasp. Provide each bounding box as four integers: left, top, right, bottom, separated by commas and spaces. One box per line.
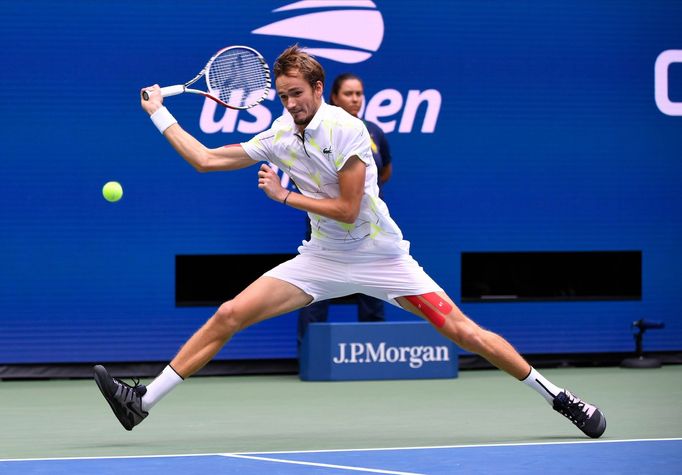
102, 181, 123, 202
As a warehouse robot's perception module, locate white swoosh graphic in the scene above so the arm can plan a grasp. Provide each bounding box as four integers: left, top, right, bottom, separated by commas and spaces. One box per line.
302, 48, 372, 64
252, 10, 383, 52
274, 0, 376, 12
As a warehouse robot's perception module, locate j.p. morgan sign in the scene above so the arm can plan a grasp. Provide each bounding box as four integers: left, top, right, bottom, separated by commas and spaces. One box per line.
300, 322, 458, 381
333, 342, 450, 369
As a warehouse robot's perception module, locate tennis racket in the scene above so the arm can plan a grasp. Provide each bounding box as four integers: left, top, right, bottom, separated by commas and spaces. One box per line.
142, 45, 271, 110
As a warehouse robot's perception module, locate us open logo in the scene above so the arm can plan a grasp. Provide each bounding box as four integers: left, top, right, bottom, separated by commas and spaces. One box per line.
199, 0, 442, 135
252, 0, 384, 64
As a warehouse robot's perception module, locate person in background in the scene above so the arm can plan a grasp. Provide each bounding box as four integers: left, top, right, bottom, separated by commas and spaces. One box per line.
297, 73, 393, 347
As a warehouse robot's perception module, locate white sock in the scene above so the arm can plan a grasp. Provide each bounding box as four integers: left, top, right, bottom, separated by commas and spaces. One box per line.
522, 367, 564, 405
141, 365, 184, 412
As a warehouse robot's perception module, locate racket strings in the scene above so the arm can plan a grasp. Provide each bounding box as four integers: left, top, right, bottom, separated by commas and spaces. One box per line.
208, 48, 269, 108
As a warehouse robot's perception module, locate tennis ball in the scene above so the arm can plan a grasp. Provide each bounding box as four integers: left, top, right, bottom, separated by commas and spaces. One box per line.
102, 181, 123, 202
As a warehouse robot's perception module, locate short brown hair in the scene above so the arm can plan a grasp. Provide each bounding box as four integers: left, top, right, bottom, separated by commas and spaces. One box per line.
273, 45, 325, 89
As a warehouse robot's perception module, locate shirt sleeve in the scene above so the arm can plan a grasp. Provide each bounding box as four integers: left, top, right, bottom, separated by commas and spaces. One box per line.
335, 120, 374, 171
240, 128, 275, 163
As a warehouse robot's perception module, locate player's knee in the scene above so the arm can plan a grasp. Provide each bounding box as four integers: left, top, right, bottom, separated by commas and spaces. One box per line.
212, 300, 243, 335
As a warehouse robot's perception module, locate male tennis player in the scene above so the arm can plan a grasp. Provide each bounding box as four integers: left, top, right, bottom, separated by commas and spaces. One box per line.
94, 45, 606, 438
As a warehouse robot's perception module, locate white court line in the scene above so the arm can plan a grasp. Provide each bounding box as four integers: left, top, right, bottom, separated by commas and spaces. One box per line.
1, 437, 680, 463
237, 436, 682, 455
223, 453, 423, 475
0, 452, 222, 463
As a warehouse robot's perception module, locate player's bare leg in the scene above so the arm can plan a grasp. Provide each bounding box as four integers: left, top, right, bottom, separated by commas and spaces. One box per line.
170, 276, 311, 377
396, 292, 606, 438
94, 276, 311, 430
397, 292, 529, 378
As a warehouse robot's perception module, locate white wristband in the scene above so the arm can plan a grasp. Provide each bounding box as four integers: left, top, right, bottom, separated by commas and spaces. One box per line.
150, 107, 177, 134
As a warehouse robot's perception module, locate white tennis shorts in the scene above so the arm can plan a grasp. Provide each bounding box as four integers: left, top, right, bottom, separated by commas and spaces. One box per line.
263, 241, 443, 307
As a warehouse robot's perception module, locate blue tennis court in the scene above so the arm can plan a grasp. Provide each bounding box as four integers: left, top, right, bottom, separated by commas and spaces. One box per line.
2, 439, 680, 474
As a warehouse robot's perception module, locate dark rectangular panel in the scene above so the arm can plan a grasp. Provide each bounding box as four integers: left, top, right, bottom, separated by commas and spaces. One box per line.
176, 254, 296, 306
461, 251, 641, 302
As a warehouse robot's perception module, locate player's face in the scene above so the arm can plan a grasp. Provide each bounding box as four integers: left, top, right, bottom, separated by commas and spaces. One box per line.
276, 70, 323, 130
332, 79, 363, 117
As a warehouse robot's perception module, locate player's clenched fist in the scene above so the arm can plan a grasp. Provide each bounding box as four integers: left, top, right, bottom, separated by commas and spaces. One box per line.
140, 84, 164, 115
257, 164, 288, 203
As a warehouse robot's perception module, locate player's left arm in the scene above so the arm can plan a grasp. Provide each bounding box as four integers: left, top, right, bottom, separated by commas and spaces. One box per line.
258, 156, 366, 224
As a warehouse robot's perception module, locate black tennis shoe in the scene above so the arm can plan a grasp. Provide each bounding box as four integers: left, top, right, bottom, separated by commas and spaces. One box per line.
553, 390, 606, 438
94, 364, 148, 431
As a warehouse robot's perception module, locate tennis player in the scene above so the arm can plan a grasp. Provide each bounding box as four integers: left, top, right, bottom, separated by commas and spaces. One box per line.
94, 45, 606, 438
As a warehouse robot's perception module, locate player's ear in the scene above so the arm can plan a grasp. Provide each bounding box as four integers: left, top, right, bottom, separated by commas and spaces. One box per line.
314, 81, 324, 98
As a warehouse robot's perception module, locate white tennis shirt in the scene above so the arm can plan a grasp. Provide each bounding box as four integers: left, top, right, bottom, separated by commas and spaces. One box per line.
241, 102, 406, 254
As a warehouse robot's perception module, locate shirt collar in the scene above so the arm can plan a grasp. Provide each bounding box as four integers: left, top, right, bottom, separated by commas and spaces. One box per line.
304, 100, 328, 132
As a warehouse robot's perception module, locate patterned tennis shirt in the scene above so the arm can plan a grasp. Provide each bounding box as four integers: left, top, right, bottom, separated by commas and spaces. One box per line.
241, 102, 404, 253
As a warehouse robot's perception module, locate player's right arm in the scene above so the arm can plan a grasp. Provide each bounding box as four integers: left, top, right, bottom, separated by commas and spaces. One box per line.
163, 124, 255, 172
141, 84, 255, 172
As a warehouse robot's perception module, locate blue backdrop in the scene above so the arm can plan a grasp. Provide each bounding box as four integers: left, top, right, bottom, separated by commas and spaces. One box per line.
1, 0, 681, 363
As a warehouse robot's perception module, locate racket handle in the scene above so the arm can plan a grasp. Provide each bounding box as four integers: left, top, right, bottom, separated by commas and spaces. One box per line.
142, 85, 185, 101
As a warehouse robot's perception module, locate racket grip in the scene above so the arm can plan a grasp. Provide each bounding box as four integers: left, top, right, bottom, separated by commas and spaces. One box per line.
142, 85, 185, 101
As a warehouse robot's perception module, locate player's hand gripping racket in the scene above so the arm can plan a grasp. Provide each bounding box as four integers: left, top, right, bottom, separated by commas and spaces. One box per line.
142, 45, 271, 110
